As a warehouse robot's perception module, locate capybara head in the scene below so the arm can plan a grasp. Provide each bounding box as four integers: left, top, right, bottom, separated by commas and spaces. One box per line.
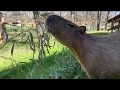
45, 15, 86, 48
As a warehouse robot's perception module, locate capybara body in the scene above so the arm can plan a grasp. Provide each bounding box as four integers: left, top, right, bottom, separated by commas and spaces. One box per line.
45, 15, 120, 79
0, 25, 3, 45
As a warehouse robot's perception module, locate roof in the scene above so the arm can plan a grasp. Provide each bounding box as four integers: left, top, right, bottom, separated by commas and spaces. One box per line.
107, 14, 120, 23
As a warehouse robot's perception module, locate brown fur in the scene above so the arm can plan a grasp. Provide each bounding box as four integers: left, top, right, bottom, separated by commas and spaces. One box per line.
0, 25, 3, 45
0, 13, 5, 45
0, 22, 7, 45
46, 15, 120, 79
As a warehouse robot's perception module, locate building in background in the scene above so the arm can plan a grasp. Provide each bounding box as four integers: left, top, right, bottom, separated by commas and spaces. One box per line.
12, 21, 21, 26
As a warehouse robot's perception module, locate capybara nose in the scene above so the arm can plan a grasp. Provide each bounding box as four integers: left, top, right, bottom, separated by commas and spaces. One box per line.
46, 15, 57, 23
47, 16, 53, 22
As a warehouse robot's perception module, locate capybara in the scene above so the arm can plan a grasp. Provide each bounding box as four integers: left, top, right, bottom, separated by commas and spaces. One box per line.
0, 25, 3, 45
0, 12, 5, 45
45, 15, 120, 79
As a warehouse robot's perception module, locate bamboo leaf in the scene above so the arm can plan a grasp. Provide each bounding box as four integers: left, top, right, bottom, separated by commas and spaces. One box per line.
24, 36, 29, 43
29, 32, 34, 43
28, 32, 36, 51
28, 36, 35, 51
11, 42, 15, 56
21, 33, 26, 42
41, 13, 51, 17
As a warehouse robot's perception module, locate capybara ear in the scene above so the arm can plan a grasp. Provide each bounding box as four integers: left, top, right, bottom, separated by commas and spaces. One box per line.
79, 26, 86, 34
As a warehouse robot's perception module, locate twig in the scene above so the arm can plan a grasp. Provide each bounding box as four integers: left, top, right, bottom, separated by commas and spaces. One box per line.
0, 30, 30, 49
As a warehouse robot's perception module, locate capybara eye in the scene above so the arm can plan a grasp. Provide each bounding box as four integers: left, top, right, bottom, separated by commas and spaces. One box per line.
67, 23, 75, 28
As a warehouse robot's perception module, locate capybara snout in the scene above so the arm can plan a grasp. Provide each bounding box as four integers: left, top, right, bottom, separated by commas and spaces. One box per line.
46, 15, 79, 33
46, 15, 65, 31
46, 15, 87, 48
46, 15, 58, 24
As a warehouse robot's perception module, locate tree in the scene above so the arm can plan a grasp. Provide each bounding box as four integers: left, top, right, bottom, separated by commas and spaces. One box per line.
105, 11, 110, 30
70, 11, 76, 22
33, 11, 51, 63
59, 11, 61, 16
90, 11, 96, 30
97, 11, 102, 31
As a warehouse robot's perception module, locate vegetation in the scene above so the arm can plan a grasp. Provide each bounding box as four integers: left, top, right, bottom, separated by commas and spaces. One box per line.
0, 11, 116, 79
0, 30, 110, 79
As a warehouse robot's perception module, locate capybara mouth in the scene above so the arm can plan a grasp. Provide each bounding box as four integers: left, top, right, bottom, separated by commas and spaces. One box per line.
45, 24, 56, 34
45, 17, 53, 33
45, 15, 59, 34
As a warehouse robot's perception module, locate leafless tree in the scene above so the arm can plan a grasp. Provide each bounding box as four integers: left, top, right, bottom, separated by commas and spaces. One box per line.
70, 11, 76, 22
97, 11, 102, 31
33, 11, 51, 62
59, 11, 61, 16
105, 11, 110, 30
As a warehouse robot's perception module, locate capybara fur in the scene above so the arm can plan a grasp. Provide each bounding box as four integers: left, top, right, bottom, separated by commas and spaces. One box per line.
0, 22, 8, 45
45, 15, 120, 79
0, 24, 3, 45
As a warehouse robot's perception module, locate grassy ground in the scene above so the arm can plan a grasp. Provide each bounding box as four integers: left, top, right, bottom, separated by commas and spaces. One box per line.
0, 30, 111, 79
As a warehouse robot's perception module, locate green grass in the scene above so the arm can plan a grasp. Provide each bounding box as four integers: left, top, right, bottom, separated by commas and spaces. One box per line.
5, 25, 33, 32
0, 30, 110, 79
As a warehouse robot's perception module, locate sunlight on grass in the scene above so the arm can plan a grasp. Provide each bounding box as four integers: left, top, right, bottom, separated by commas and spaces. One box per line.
87, 30, 111, 34
0, 30, 110, 79
0, 36, 64, 72
0, 46, 33, 71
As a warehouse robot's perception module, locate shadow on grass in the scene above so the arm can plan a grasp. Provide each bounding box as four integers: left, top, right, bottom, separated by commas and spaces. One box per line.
0, 49, 88, 79
0, 31, 110, 79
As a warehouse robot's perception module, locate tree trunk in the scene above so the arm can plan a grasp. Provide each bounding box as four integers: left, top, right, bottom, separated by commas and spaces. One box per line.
33, 11, 41, 47
59, 11, 61, 16
97, 11, 102, 31
90, 11, 95, 30
33, 11, 51, 62
75, 11, 78, 22
85, 11, 88, 26
33, 11, 46, 62
70, 11, 75, 22
105, 11, 110, 30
